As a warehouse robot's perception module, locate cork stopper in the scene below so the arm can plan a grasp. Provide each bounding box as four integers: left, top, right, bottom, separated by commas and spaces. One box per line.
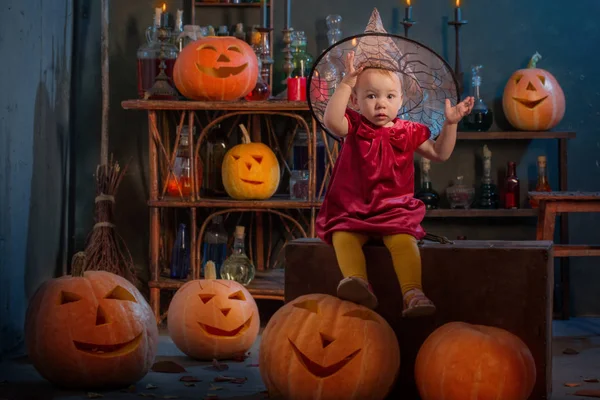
420, 157, 431, 171
235, 226, 245, 238
537, 155, 547, 167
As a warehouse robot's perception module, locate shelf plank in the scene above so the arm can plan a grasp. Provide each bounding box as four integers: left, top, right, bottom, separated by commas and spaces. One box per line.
194, 2, 265, 7
457, 131, 575, 140
425, 209, 538, 218
122, 99, 309, 111
148, 197, 319, 209
528, 191, 600, 201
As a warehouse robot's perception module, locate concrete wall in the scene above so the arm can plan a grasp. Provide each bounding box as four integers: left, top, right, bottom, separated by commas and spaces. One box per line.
0, 0, 73, 356
71, 0, 600, 315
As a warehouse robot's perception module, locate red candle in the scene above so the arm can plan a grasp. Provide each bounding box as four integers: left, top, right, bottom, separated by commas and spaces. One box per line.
287, 77, 306, 101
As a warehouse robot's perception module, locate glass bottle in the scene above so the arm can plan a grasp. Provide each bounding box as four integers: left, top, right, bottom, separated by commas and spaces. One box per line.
476, 145, 499, 209
201, 216, 228, 278
167, 126, 193, 198
291, 31, 313, 77
292, 130, 325, 195
136, 22, 178, 99
202, 124, 228, 196
503, 161, 520, 209
233, 23, 246, 41
221, 226, 256, 286
415, 157, 440, 209
460, 65, 493, 132
245, 58, 271, 101
172, 10, 184, 52
170, 223, 190, 280
529, 155, 552, 208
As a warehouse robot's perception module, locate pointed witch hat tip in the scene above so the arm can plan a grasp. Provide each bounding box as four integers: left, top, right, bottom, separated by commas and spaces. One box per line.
365, 7, 387, 34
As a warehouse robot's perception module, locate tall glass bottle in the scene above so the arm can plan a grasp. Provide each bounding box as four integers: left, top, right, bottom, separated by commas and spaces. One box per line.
529, 155, 552, 208
503, 161, 520, 209
221, 226, 256, 286
415, 157, 440, 209
291, 31, 313, 78
167, 126, 192, 198
460, 65, 493, 132
476, 145, 499, 209
201, 216, 228, 278
170, 223, 190, 280
202, 124, 228, 196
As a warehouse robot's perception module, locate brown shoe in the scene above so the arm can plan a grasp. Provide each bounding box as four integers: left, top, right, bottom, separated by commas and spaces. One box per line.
402, 288, 436, 317
336, 276, 379, 309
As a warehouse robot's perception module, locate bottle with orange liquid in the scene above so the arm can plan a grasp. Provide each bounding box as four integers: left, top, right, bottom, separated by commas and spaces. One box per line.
529, 155, 551, 208
167, 126, 193, 198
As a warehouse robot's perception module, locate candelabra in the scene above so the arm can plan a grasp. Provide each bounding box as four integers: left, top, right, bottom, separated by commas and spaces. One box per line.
144, 26, 178, 100
282, 27, 295, 82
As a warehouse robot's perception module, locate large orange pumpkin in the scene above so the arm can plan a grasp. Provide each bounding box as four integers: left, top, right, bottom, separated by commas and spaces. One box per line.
415, 321, 536, 400
502, 52, 565, 131
173, 36, 258, 101
221, 124, 280, 200
167, 279, 260, 360
259, 294, 400, 400
24, 254, 158, 389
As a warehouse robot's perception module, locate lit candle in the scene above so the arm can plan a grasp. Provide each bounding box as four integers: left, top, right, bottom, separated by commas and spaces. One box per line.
154, 7, 162, 27
160, 3, 171, 28
261, 0, 268, 28
404, 0, 413, 21
454, 0, 462, 22
284, 0, 291, 30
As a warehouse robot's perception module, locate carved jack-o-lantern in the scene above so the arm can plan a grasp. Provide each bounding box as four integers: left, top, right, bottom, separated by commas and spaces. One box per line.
221, 125, 280, 200
502, 52, 565, 131
259, 294, 400, 400
415, 322, 536, 400
173, 36, 259, 101
24, 260, 158, 390
167, 279, 260, 360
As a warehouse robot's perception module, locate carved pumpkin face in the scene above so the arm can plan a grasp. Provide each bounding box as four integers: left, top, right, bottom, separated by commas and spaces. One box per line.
167, 279, 260, 360
222, 129, 280, 200
259, 294, 400, 400
25, 271, 158, 389
415, 322, 536, 400
502, 53, 565, 131
173, 36, 259, 101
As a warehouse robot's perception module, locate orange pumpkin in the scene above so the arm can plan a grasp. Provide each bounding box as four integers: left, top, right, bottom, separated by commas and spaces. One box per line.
24, 254, 158, 389
173, 36, 258, 101
259, 294, 400, 400
502, 52, 565, 131
415, 322, 536, 400
167, 279, 260, 360
221, 124, 280, 200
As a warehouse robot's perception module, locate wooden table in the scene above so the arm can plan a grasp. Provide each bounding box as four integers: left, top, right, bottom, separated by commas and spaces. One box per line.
531, 191, 600, 319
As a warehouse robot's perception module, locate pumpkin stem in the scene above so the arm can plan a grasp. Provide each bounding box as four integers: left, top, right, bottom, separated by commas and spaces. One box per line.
238, 124, 251, 144
527, 52, 542, 68
71, 251, 87, 277
204, 261, 217, 279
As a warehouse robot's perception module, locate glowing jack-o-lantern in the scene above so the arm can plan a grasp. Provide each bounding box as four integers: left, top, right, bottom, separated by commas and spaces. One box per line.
24, 255, 158, 389
259, 294, 400, 400
502, 52, 565, 131
173, 36, 259, 101
221, 124, 280, 200
415, 322, 536, 400
167, 279, 260, 360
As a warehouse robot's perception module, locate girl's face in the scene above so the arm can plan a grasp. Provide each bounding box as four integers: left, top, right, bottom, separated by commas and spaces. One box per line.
351, 69, 403, 128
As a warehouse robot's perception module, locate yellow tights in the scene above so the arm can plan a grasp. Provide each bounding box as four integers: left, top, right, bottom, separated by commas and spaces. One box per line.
331, 231, 422, 296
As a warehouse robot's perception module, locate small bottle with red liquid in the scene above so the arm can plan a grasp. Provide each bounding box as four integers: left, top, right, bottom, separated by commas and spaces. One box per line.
503, 161, 520, 209
167, 126, 193, 198
245, 58, 271, 101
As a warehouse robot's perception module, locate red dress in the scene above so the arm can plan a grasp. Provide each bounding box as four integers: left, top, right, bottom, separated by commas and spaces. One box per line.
316, 108, 431, 245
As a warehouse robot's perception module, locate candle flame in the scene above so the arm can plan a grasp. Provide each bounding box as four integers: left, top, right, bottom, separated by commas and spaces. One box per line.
456, 0, 460, 7
407, 0, 411, 6
315, 70, 319, 77
351, 38, 357, 46
162, 3, 166, 12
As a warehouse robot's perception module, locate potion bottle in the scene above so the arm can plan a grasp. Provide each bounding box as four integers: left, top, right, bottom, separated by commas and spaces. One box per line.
221, 226, 256, 286
291, 31, 313, 78
317, 15, 342, 99
245, 58, 271, 101
461, 65, 494, 132
475, 145, 499, 209
170, 223, 190, 280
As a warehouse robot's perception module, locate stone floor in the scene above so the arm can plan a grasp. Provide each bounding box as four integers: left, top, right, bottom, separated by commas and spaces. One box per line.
1, 316, 600, 400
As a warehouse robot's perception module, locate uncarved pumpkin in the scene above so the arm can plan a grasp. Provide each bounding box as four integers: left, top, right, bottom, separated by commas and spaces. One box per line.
415, 321, 536, 400
173, 36, 258, 101
259, 294, 400, 400
222, 124, 280, 200
24, 254, 158, 389
502, 52, 565, 131
167, 279, 260, 360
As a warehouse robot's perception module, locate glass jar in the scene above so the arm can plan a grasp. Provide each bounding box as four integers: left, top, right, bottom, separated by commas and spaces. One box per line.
292, 130, 325, 196
136, 25, 178, 99
201, 124, 228, 196
289, 170, 309, 200
446, 176, 475, 209
291, 31, 313, 77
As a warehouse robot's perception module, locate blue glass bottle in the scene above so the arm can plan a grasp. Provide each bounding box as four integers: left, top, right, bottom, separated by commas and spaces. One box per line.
170, 223, 190, 279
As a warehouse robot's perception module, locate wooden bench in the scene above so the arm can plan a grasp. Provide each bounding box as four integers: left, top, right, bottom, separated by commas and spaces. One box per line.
285, 238, 554, 400
531, 191, 600, 319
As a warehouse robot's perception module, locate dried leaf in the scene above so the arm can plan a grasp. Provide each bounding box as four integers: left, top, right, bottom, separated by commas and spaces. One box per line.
584, 378, 600, 383
566, 383, 582, 387
563, 348, 580, 355
574, 389, 600, 397
247, 363, 259, 367
214, 375, 248, 384
211, 359, 229, 371
146, 384, 158, 390
151, 361, 187, 373
179, 376, 201, 383
209, 384, 223, 391
232, 353, 249, 362
183, 383, 196, 387
87, 393, 103, 399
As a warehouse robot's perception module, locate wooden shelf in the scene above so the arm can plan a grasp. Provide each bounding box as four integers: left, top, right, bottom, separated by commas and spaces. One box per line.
457, 131, 575, 140
149, 197, 319, 209
150, 269, 284, 301
425, 209, 538, 218
194, 1, 267, 7
121, 100, 309, 112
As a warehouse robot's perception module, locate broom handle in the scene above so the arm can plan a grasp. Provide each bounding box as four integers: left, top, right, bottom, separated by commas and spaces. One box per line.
100, 0, 109, 166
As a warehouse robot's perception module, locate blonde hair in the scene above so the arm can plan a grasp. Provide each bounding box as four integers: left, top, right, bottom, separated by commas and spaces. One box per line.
353, 67, 403, 93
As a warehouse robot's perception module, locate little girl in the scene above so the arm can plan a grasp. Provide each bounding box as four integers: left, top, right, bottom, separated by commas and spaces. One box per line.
315, 51, 474, 317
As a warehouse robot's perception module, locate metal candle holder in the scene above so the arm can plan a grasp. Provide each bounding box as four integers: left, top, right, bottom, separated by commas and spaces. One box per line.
448, 11, 467, 98
401, 18, 415, 38
144, 26, 178, 100
282, 28, 295, 82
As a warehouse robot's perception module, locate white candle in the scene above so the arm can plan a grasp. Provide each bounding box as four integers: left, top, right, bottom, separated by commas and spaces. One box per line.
154, 7, 162, 27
